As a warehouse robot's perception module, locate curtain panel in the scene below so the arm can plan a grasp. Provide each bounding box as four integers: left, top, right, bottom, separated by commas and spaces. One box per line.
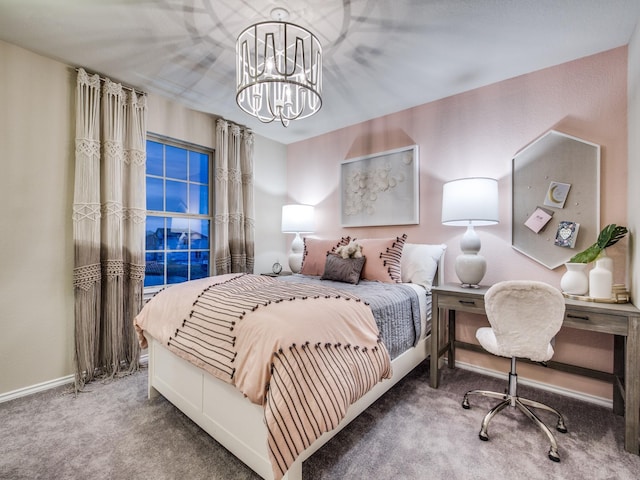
214, 119, 255, 274
72, 68, 147, 389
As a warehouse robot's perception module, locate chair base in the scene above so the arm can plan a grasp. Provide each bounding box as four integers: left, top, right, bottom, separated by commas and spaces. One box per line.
461, 359, 567, 462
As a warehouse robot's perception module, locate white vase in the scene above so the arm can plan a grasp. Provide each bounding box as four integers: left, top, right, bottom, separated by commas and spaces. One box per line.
596, 249, 613, 272
589, 258, 613, 299
560, 262, 589, 295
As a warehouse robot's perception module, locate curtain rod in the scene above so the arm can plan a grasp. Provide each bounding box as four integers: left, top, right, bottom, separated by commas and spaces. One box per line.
75, 67, 146, 95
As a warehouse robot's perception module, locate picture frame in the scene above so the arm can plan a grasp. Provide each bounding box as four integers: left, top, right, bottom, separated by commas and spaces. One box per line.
340, 145, 419, 227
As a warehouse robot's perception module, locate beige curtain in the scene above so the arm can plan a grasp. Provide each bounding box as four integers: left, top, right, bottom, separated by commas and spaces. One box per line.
214, 119, 255, 274
72, 68, 147, 389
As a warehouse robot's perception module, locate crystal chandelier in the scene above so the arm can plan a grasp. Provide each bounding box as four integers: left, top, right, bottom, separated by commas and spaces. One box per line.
236, 8, 322, 127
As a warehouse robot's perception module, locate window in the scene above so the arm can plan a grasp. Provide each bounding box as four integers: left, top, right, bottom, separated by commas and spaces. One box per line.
144, 135, 212, 289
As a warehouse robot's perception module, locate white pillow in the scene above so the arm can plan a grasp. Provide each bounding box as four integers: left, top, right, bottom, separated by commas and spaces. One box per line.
400, 243, 447, 291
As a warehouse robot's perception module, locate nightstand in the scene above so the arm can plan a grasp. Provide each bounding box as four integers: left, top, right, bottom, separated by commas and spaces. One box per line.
261, 271, 293, 277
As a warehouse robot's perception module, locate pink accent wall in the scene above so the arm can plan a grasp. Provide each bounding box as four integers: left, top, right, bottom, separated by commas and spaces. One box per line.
286, 47, 628, 400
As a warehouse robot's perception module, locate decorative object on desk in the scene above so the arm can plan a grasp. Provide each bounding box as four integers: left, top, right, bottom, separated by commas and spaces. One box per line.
272, 261, 282, 275
281, 204, 315, 273
560, 262, 589, 295
554, 220, 580, 248
589, 258, 613, 300
562, 284, 630, 303
568, 224, 628, 263
236, 8, 322, 127
560, 224, 628, 297
524, 206, 554, 233
442, 177, 499, 287
543, 181, 571, 208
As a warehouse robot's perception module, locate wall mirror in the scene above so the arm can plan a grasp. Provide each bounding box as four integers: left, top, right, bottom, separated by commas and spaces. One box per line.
512, 130, 600, 269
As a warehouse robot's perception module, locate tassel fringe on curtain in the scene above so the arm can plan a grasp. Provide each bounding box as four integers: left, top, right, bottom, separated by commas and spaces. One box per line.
214, 119, 255, 274
73, 68, 147, 389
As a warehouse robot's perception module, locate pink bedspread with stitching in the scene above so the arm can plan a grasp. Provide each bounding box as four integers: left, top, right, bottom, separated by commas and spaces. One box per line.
134, 273, 392, 479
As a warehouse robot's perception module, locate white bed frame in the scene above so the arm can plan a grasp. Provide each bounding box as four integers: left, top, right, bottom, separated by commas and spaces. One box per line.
145, 257, 444, 480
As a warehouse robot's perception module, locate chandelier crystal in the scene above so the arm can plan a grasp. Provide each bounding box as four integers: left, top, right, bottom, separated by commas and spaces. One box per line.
236, 11, 322, 127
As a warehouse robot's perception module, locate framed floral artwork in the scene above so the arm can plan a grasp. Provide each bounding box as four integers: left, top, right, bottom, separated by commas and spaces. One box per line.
340, 145, 419, 227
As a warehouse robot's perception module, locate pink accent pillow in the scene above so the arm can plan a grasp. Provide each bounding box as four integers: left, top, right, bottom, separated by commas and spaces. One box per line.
300, 237, 351, 276
359, 234, 407, 283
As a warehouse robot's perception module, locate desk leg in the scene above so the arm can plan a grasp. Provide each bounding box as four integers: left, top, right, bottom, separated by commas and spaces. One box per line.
625, 316, 639, 455
447, 309, 456, 369
430, 303, 442, 389
613, 335, 624, 416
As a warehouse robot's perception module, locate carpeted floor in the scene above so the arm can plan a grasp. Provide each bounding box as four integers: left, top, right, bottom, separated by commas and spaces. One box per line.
1, 361, 639, 479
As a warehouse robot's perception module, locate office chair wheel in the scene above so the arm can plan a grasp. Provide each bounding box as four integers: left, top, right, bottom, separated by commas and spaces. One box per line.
462, 395, 470, 409
556, 418, 568, 434
479, 431, 489, 441
548, 448, 560, 462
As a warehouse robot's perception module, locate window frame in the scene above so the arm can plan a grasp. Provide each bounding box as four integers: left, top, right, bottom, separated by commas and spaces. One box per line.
144, 133, 214, 296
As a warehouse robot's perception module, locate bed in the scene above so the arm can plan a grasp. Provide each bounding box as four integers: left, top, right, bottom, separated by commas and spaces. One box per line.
135, 237, 446, 480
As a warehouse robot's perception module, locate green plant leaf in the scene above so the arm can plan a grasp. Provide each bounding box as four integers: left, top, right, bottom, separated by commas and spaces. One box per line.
596, 224, 628, 249
568, 224, 628, 263
569, 244, 602, 263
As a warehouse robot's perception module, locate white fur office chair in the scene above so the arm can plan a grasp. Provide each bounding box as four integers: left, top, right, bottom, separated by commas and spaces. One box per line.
461, 280, 568, 462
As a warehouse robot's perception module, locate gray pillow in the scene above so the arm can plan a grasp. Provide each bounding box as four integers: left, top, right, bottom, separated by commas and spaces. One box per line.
321, 253, 366, 284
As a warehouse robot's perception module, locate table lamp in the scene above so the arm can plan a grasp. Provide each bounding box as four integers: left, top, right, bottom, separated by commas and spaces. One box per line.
281, 204, 315, 273
441, 177, 499, 287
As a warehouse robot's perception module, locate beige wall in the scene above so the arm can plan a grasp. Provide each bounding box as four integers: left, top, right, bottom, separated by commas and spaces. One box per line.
0, 41, 76, 396
0, 40, 288, 396
287, 47, 630, 400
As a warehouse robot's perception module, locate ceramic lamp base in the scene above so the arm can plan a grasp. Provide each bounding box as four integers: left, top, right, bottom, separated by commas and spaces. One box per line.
455, 253, 487, 287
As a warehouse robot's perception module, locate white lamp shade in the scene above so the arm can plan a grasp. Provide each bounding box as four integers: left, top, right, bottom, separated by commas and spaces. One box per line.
441, 177, 499, 226
282, 204, 315, 233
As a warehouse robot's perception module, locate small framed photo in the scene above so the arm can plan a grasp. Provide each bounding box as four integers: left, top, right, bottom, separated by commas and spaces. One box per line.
543, 181, 571, 208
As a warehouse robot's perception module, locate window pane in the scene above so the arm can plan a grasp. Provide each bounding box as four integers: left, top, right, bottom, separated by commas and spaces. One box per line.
190, 151, 209, 184
167, 252, 189, 284
145, 216, 165, 250
189, 183, 209, 215
146, 177, 164, 211
165, 145, 187, 180
144, 252, 165, 287
190, 219, 210, 249
190, 251, 209, 280
168, 217, 190, 249
166, 180, 188, 212
146, 140, 163, 176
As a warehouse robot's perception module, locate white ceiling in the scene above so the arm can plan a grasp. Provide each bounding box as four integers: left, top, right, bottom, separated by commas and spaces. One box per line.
1, 0, 639, 145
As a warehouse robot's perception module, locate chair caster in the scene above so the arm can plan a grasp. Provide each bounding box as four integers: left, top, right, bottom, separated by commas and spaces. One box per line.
548, 449, 560, 462
556, 418, 568, 434
479, 431, 489, 441
462, 396, 470, 409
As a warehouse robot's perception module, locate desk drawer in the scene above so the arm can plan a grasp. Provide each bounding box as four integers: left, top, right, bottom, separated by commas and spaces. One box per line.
564, 309, 628, 335
436, 293, 486, 314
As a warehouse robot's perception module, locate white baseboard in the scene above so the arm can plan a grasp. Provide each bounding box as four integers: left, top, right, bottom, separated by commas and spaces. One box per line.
455, 360, 613, 409
0, 353, 149, 404
0, 374, 75, 404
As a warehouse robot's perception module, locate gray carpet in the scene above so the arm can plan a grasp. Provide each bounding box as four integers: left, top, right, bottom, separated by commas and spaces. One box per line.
2, 361, 639, 480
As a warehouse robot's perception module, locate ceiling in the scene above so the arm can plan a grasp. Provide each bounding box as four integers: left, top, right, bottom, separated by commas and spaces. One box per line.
1, 0, 639, 145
